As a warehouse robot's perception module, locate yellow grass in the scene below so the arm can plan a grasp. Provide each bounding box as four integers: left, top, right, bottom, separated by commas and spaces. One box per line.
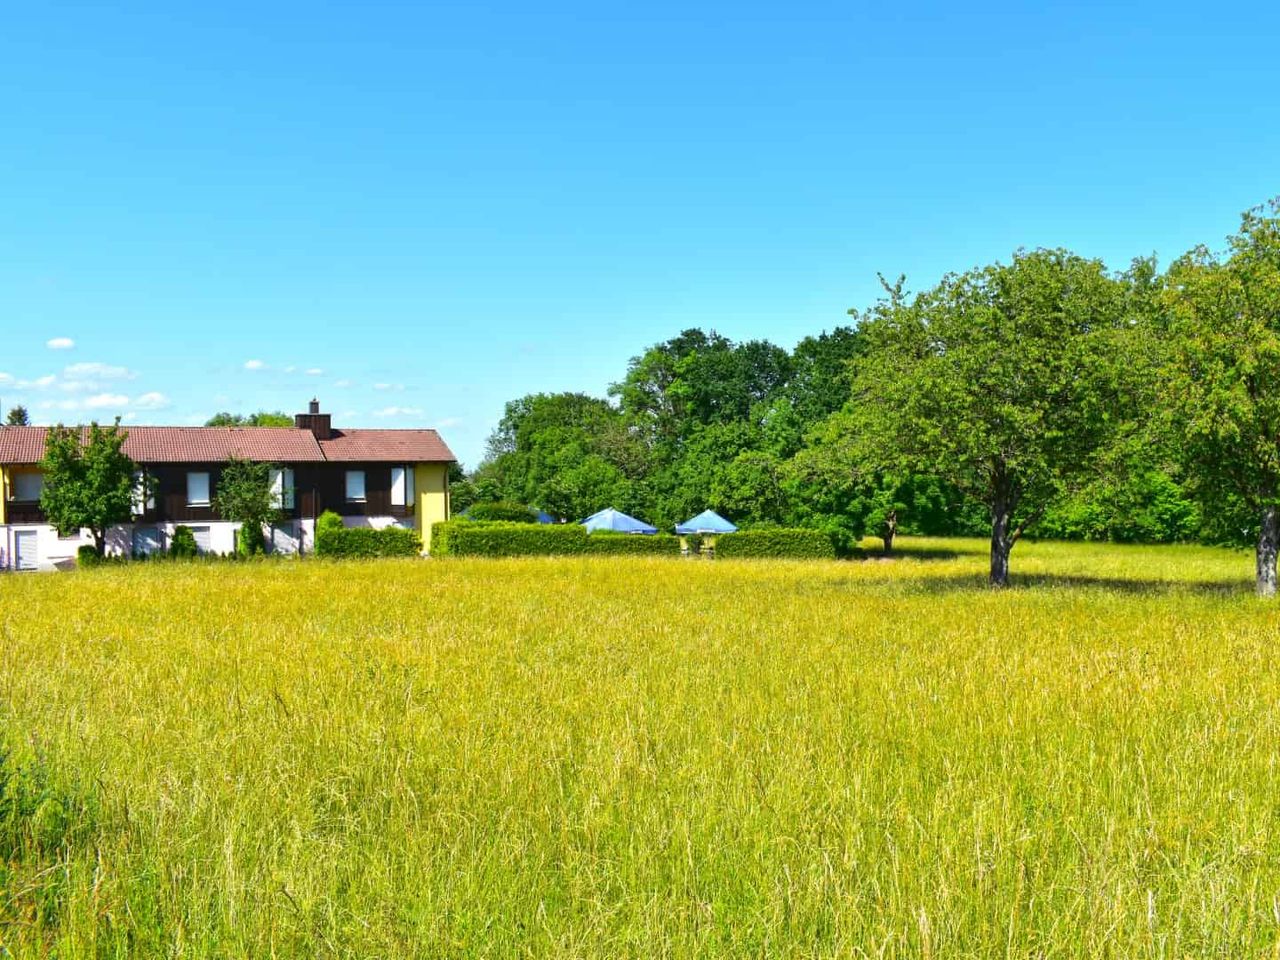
3, 538, 1280, 957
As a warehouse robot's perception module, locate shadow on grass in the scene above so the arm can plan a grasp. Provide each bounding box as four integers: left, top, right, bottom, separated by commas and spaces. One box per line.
848, 571, 1254, 597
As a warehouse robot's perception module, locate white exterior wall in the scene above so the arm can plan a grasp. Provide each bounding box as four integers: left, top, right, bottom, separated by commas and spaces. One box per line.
0, 516, 358, 570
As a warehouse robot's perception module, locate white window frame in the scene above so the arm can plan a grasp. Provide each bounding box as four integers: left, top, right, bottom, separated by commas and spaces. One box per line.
270, 467, 295, 510
132, 470, 155, 515
187, 471, 211, 507
391, 466, 409, 507
345, 470, 366, 503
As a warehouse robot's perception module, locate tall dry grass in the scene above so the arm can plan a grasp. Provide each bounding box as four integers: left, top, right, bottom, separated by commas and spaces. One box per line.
2, 538, 1278, 957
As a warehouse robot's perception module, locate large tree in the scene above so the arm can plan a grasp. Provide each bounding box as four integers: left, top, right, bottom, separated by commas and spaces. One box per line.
5, 405, 30, 426
849, 250, 1135, 586
1163, 200, 1280, 595
213, 457, 284, 555
40, 420, 136, 556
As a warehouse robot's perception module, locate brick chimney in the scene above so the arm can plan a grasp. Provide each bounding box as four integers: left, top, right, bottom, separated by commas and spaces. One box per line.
295, 398, 332, 440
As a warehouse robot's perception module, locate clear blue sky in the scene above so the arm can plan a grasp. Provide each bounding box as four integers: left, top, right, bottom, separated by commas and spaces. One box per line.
2, 2, 1277, 467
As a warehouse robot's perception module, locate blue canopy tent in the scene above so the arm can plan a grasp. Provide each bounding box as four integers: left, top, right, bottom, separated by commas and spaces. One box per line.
534, 509, 557, 524
581, 507, 657, 534
675, 509, 738, 535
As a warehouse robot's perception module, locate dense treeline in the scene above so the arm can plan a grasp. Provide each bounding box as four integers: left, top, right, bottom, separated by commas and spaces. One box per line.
465, 199, 1280, 593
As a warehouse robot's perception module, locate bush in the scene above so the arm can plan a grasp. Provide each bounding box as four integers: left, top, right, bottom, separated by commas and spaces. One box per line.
315, 516, 421, 558
431, 522, 682, 557
76, 545, 99, 567
169, 526, 199, 559
432, 521, 588, 557
586, 532, 681, 555
237, 523, 267, 557
715, 528, 837, 559
466, 502, 539, 524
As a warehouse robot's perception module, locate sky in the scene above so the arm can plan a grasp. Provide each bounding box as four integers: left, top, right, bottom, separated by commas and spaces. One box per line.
2, 1, 1278, 467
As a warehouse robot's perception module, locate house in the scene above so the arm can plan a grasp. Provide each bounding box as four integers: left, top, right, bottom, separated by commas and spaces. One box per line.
0, 400, 455, 570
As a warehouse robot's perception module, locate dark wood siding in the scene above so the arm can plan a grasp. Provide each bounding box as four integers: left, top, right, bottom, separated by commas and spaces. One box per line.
7, 463, 414, 526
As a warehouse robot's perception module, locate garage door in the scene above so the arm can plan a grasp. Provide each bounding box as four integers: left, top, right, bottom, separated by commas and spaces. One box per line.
132, 526, 163, 557
14, 530, 37, 571
189, 526, 212, 555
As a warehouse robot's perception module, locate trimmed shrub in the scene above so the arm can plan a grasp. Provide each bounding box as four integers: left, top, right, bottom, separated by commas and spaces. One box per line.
169, 526, 199, 559
466, 502, 539, 524
76, 545, 99, 567
237, 523, 267, 557
315, 519, 421, 558
715, 528, 837, 559
586, 532, 681, 556
431, 522, 683, 557
432, 521, 587, 557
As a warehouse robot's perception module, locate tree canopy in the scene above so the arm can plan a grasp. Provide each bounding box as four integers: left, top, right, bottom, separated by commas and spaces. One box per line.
39, 420, 136, 556
205, 411, 293, 427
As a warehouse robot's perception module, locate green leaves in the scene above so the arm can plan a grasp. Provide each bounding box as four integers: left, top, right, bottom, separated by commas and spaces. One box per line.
39, 419, 136, 552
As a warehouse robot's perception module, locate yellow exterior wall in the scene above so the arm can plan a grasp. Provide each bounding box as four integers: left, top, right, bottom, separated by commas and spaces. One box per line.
413, 463, 450, 554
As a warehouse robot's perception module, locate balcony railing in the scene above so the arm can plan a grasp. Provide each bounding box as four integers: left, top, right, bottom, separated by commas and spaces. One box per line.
4, 500, 46, 524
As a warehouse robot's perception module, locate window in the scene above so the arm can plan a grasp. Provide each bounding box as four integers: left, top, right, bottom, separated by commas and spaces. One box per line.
270, 467, 295, 509
187, 471, 211, 507
11, 472, 43, 501
345, 470, 366, 502
391, 466, 415, 507
132, 470, 155, 515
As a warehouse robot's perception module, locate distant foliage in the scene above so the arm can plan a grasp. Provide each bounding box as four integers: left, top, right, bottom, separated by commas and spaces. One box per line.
315, 513, 420, 558
466, 501, 539, 523
715, 529, 836, 559
204, 411, 293, 427
5, 405, 29, 426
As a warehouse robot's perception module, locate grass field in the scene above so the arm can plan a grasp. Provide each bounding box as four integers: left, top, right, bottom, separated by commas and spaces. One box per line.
4, 538, 1280, 957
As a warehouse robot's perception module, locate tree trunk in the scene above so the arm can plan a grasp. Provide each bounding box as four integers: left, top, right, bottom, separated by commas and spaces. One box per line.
1258, 504, 1279, 598
990, 499, 1012, 588
882, 511, 897, 556
93, 528, 106, 557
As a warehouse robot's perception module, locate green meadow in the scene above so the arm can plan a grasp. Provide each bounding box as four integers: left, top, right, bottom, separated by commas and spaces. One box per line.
4, 539, 1280, 957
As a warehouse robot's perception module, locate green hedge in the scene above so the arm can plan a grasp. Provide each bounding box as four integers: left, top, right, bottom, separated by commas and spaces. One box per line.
431, 521, 681, 557
714, 528, 836, 559
315, 511, 421, 558
465, 501, 540, 523
586, 532, 682, 555
432, 521, 587, 556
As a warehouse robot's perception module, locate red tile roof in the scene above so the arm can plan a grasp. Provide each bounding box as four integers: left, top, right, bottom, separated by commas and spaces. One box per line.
318, 429, 455, 463
0, 425, 455, 465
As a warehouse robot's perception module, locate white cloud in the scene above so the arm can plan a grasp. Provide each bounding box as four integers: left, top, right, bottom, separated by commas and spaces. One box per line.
334, 379, 353, 388
46, 337, 75, 350
32, 375, 56, 389
243, 359, 265, 371
133, 391, 170, 410
62, 362, 134, 381
84, 393, 130, 409
0, 372, 12, 385
373, 405, 423, 417
306, 368, 324, 376
437, 416, 463, 428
